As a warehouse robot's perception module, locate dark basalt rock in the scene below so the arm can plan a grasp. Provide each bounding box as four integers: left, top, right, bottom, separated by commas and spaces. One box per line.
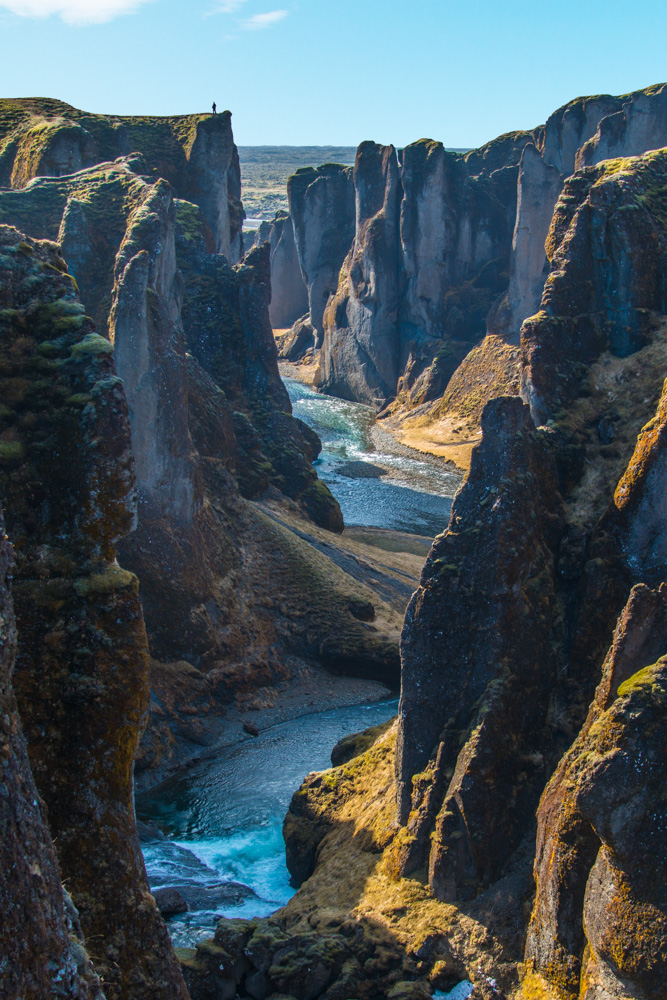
0, 227, 188, 1000
526, 583, 667, 998
155, 881, 256, 914
153, 888, 189, 917
522, 148, 667, 426
395, 396, 564, 897
0, 508, 104, 1000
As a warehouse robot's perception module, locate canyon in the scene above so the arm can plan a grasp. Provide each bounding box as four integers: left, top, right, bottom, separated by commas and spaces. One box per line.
0, 83, 666, 1000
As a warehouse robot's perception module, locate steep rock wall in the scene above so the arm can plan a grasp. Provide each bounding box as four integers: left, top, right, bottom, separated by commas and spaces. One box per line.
288, 162, 355, 348
491, 85, 667, 344
0, 509, 104, 1000
0, 226, 188, 1000
398, 138, 513, 393
219, 149, 667, 1000
394, 148, 667, 906
0, 97, 243, 261
396, 397, 564, 896
281, 84, 666, 448
318, 142, 402, 405
0, 146, 412, 786
525, 583, 667, 1000
578, 81, 667, 168
262, 209, 309, 329
521, 148, 667, 425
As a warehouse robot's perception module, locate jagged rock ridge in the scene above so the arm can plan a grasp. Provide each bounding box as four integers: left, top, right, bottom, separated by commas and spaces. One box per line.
275, 83, 667, 474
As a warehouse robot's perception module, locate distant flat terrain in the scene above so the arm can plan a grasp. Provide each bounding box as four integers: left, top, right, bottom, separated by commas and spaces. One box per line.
238, 145, 357, 221
238, 145, 471, 223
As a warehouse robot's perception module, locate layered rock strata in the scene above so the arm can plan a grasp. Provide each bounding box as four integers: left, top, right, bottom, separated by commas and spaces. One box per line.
0, 227, 188, 999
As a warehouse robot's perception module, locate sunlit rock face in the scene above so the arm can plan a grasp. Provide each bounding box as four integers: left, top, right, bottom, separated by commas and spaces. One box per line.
491, 84, 667, 344
317, 142, 403, 406
0, 226, 188, 1000
521, 148, 667, 425
0, 97, 244, 260
394, 148, 667, 919
283, 84, 667, 428
288, 161, 355, 348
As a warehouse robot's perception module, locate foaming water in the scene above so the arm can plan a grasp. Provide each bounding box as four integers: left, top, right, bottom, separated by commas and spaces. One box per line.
434, 984, 474, 999
138, 699, 398, 945
286, 378, 461, 536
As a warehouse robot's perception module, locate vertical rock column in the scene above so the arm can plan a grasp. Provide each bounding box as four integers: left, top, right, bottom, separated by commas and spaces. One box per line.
288, 162, 355, 349
110, 177, 200, 525
0, 226, 189, 1000
265, 210, 309, 329
318, 143, 402, 406
182, 110, 243, 262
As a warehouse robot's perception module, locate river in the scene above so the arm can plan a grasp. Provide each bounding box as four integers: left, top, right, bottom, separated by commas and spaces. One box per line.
138, 379, 469, 994
285, 378, 461, 536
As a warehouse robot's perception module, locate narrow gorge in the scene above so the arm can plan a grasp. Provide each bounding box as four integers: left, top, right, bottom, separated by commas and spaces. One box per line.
0, 80, 665, 1000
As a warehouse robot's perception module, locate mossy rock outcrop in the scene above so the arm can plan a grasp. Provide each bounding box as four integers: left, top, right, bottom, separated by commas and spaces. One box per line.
0, 96, 243, 259
0, 226, 188, 999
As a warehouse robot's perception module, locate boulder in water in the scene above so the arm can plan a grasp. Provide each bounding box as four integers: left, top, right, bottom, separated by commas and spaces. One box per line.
153, 888, 188, 917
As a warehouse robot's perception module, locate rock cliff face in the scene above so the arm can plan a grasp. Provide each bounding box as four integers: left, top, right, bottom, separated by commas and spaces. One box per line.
522, 149, 667, 425
490, 86, 667, 345
525, 583, 667, 1000
278, 84, 667, 475
206, 146, 667, 1000
0, 509, 104, 1000
0, 227, 188, 1000
260, 209, 309, 329
317, 142, 403, 405
395, 147, 667, 905
578, 82, 667, 169
0, 116, 411, 786
0, 97, 243, 260
395, 396, 564, 896
288, 162, 355, 348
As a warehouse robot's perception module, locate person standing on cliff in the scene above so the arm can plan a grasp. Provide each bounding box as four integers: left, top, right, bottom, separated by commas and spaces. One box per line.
212, 101, 217, 114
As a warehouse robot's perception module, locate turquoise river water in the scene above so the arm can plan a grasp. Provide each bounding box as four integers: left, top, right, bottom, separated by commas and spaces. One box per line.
138, 381, 470, 996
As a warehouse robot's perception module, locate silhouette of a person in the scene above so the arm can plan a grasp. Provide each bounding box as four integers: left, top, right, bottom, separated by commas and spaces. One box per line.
212, 102, 217, 114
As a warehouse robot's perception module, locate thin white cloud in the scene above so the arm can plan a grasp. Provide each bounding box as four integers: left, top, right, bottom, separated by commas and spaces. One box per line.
0, 0, 153, 24
243, 8, 286, 29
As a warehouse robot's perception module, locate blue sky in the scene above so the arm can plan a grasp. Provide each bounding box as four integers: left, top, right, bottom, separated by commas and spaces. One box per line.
0, 0, 665, 148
